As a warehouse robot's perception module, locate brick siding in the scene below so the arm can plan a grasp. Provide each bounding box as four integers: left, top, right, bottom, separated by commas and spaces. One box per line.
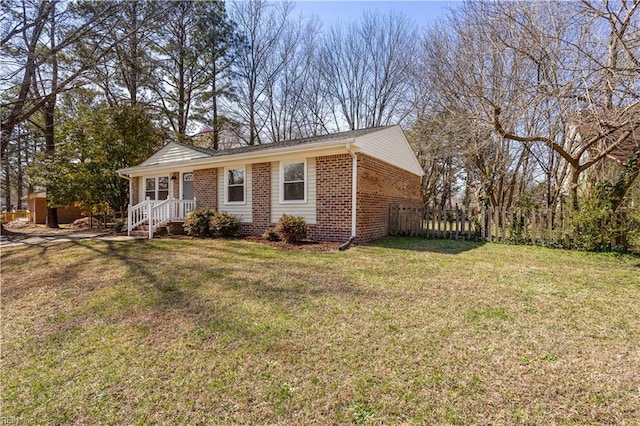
188, 155, 421, 243
241, 162, 271, 236
131, 177, 139, 205
171, 172, 180, 198
356, 154, 422, 242
193, 168, 218, 210
313, 154, 353, 241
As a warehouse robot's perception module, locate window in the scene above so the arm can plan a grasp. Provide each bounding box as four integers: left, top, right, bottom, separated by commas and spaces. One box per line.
157, 176, 169, 200
144, 176, 169, 200
282, 161, 305, 202
226, 167, 245, 203
145, 178, 155, 200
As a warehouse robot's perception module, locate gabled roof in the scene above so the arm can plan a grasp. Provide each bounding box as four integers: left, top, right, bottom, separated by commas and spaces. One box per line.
119, 125, 424, 176
137, 142, 211, 167
186, 127, 387, 158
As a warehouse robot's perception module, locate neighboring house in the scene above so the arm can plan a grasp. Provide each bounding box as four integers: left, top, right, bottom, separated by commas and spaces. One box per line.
23, 191, 84, 225
564, 107, 640, 198
191, 119, 244, 150
568, 107, 639, 167
118, 125, 424, 242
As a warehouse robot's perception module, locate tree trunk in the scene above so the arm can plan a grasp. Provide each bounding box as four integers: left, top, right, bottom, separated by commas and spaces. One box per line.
212, 59, 219, 150
44, 3, 59, 228
569, 168, 580, 212
4, 158, 11, 210
16, 133, 24, 209
44, 100, 59, 228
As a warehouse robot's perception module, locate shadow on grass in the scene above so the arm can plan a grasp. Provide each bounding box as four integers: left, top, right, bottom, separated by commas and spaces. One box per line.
368, 236, 485, 254
3, 237, 394, 351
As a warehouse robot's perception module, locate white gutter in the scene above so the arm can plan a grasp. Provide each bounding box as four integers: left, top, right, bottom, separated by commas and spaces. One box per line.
117, 138, 357, 176
346, 141, 357, 238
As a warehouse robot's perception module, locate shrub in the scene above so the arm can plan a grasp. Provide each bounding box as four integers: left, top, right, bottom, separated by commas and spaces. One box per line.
567, 182, 630, 252
210, 211, 242, 237
262, 227, 281, 242
184, 209, 216, 237
276, 215, 307, 243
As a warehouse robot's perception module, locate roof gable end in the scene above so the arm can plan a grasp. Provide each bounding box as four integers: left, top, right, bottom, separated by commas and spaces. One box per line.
139, 142, 212, 167
354, 125, 424, 176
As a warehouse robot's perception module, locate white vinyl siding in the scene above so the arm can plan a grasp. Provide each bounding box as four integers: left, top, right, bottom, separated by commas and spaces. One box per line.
138, 142, 209, 167
356, 126, 424, 176
218, 166, 252, 222
271, 158, 316, 224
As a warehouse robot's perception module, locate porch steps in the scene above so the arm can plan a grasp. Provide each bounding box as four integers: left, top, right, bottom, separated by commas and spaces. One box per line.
127, 197, 195, 239
130, 224, 168, 237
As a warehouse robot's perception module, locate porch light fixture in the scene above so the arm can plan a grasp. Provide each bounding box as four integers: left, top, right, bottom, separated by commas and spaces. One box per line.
170, 175, 177, 181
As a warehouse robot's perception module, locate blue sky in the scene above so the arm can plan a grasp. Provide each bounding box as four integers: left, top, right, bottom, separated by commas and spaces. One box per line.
293, 1, 460, 28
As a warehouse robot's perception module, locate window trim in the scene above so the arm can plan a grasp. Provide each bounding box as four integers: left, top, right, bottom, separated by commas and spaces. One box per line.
144, 175, 170, 201
224, 166, 246, 205
280, 160, 307, 204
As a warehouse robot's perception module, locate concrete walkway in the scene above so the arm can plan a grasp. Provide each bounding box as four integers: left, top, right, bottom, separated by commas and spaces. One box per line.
0, 232, 145, 248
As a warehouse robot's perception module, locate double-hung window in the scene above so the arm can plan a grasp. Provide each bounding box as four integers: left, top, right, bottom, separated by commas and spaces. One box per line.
281, 161, 306, 202
226, 167, 245, 203
145, 176, 169, 200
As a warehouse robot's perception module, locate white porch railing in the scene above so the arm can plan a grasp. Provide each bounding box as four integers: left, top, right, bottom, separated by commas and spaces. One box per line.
128, 198, 153, 235
127, 197, 196, 238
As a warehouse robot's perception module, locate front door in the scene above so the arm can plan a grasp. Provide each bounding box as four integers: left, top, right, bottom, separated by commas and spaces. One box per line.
182, 173, 194, 200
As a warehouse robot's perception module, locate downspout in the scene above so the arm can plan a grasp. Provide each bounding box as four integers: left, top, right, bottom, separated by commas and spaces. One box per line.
342, 141, 358, 249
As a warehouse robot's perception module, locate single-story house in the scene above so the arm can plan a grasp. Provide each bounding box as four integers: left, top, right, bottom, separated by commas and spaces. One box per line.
117, 125, 424, 242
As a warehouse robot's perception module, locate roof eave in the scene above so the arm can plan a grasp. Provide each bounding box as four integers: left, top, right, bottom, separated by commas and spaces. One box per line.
117, 138, 359, 176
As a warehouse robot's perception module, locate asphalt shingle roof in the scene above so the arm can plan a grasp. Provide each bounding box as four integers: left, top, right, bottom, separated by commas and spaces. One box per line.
178, 126, 392, 158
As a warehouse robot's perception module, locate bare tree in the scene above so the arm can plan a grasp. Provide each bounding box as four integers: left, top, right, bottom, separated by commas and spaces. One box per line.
419, 1, 639, 211
320, 11, 418, 131
263, 16, 323, 141
230, 0, 294, 145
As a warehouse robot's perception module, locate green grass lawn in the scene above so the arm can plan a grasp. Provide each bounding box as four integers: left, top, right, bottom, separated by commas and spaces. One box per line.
2, 237, 639, 424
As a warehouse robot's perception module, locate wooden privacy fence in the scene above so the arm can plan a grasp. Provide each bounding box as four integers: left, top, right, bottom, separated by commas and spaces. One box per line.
389, 204, 571, 244
1, 210, 31, 223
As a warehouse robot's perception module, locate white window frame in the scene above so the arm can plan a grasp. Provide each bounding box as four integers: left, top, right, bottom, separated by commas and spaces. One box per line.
144, 175, 170, 201
224, 166, 246, 205
280, 160, 307, 204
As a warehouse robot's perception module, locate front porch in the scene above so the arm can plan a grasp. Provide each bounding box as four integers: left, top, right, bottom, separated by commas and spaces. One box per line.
128, 197, 196, 239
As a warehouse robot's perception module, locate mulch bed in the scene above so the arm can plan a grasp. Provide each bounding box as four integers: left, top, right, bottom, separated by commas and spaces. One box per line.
158, 234, 343, 252
243, 235, 342, 252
